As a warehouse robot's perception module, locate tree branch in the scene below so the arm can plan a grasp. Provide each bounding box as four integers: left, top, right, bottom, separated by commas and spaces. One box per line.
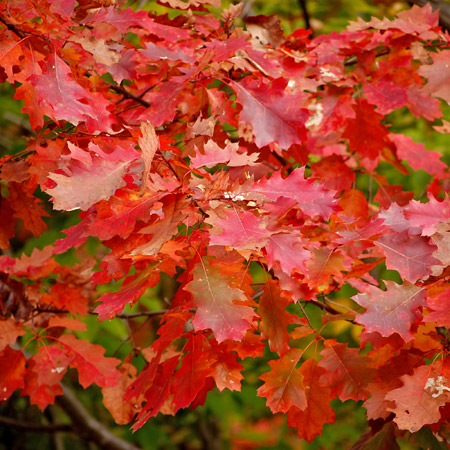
108, 83, 151, 108
297, 0, 312, 34
116, 309, 167, 319
0, 16, 25, 39
409, 0, 450, 32
55, 384, 141, 450
0, 416, 72, 433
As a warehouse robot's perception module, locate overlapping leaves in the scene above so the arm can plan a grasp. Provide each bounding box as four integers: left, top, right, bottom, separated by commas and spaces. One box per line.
0, 0, 449, 446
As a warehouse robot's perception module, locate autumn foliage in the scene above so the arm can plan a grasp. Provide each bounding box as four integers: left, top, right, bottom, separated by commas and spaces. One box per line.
1, 0, 450, 447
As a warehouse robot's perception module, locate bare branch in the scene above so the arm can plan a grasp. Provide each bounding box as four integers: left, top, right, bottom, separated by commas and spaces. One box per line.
108, 83, 151, 108
0, 16, 25, 38
297, 0, 312, 34
56, 384, 141, 450
0, 416, 72, 433
116, 309, 168, 319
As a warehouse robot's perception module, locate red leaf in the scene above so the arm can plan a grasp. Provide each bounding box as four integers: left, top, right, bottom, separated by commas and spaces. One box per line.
8, 183, 49, 236
88, 191, 163, 241
94, 267, 156, 320
374, 231, 440, 282
190, 139, 259, 169
318, 340, 375, 401
172, 334, 214, 411
286, 359, 335, 443
130, 195, 189, 257
265, 232, 311, 275
230, 77, 309, 149
306, 247, 349, 289
386, 363, 450, 432
389, 134, 446, 178
22, 370, 63, 411
404, 196, 450, 236
30, 345, 73, 387
45, 154, 137, 212
207, 208, 272, 253
418, 50, 450, 104
41, 283, 89, 315
258, 280, 298, 355
29, 54, 114, 133
132, 356, 179, 431
0, 200, 16, 249
257, 349, 307, 413
103, 361, 142, 425
0, 318, 26, 352
139, 121, 159, 195
342, 99, 388, 160
58, 334, 120, 388
352, 281, 427, 341
253, 168, 338, 219
210, 340, 244, 392
425, 289, 450, 326
0, 346, 26, 401
184, 259, 255, 342
310, 155, 355, 192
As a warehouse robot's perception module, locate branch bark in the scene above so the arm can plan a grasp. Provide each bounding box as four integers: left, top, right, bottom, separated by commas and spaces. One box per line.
409, 0, 450, 32
55, 384, 141, 450
0, 416, 72, 433
298, 0, 312, 34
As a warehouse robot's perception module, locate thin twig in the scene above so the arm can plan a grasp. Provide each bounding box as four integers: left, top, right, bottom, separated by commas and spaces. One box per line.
116, 309, 168, 319
301, 297, 342, 315
0, 16, 25, 39
56, 384, 141, 450
108, 83, 151, 108
33, 307, 169, 319
344, 48, 389, 66
85, 71, 152, 108
298, 301, 313, 328
297, 0, 312, 34
0, 416, 72, 433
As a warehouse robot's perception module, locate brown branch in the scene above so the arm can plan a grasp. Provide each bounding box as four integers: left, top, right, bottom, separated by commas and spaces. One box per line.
301, 296, 353, 319
116, 309, 168, 319
56, 384, 141, 450
84, 71, 151, 108
0, 16, 25, 39
0, 416, 72, 433
298, 301, 314, 328
33, 307, 168, 319
108, 83, 151, 108
298, 0, 312, 34
409, 0, 450, 32
344, 48, 389, 66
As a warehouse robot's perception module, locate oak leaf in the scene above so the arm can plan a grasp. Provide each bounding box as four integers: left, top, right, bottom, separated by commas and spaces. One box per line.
58, 334, 120, 388
374, 231, 440, 283
184, 259, 255, 342
318, 340, 375, 401
352, 281, 426, 341
257, 280, 298, 356
0, 346, 26, 401
257, 349, 307, 413
286, 359, 335, 443
0, 318, 26, 352
230, 77, 309, 149
386, 364, 450, 432
252, 168, 338, 219
29, 54, 114, 133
